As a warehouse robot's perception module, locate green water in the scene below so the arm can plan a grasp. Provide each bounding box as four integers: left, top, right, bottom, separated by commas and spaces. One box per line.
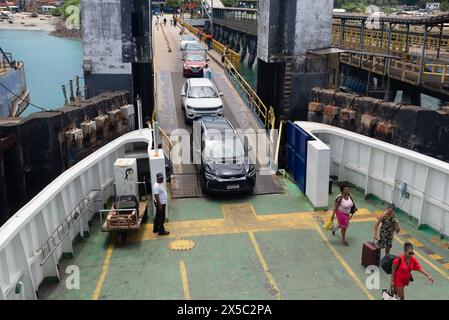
0, 30, 83, 117
239, 59, 257, 90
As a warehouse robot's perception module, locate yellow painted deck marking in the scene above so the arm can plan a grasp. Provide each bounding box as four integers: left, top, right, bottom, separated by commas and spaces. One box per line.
394, 236, 449, 281
128, 206, 377, 243
408, 238, 424, 248
431, 237, 449, 249
429, 254, 443, 261
443, 263, 449, 270
92, 241, 114, 300
179, 261, 191, 300
315, 226, 375, 300
248, 231, 282, 300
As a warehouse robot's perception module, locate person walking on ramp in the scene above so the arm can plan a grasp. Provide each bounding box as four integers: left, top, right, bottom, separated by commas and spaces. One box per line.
374, 203, 400, 256
391, 242, 433, 300
331, 183, 357, 246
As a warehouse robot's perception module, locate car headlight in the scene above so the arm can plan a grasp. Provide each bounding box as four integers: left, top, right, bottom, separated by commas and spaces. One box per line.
186, 105, 193, 109
204, 171, 217, 180
248, 165, 256, 177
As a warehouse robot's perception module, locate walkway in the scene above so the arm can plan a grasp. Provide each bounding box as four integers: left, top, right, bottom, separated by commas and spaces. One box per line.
153, 16, 281, 197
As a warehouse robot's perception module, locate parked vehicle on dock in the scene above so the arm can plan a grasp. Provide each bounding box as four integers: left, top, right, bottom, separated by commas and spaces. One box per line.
180, 34, 197, 51
194, 117, 256, 194
182, 42, 207, 58
182, 52, 209, 77
181, 78, 224, 124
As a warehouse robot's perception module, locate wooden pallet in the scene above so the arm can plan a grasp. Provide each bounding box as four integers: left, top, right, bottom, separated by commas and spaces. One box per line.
102, 201, 147, 232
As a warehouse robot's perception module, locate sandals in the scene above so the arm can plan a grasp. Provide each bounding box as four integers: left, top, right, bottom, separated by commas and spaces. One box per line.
342, 241, 350, 246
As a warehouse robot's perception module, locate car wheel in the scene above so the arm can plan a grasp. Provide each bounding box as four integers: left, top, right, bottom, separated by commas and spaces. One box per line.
184, 113, 192, 125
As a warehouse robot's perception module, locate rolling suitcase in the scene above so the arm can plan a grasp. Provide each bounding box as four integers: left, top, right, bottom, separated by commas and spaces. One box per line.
361, 241, 380, 268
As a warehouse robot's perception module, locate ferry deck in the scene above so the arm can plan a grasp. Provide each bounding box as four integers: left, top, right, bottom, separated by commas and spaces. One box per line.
34, 21, 449, 300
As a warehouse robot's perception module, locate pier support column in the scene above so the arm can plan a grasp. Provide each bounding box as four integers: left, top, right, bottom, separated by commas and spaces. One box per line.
248, 39, 257, 69
235, 33, 241, 53
402, 89, 422, 106
256, 0, 333, 120
241, 35, 248, 62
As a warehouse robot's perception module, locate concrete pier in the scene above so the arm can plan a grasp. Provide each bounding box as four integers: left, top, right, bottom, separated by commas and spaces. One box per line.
256, 0, 334, 121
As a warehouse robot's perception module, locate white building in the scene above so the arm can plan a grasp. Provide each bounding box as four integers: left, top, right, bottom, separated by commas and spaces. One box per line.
41, 5, 56, 13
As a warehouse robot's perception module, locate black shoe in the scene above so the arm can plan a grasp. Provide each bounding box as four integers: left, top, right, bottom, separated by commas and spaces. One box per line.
159, 231, 170, 236
153, 230, 159, 233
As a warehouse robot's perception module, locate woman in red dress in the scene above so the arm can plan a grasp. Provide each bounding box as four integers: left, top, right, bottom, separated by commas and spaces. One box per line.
391, 242, 434, 300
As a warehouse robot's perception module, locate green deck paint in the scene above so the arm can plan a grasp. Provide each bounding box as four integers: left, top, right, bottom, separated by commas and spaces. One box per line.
38, 177, 449, 300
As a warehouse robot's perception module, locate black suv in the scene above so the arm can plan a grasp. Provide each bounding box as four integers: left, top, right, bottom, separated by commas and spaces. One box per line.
193, 117, 256, 194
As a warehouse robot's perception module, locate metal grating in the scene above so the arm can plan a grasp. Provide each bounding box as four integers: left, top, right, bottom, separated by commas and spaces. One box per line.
170, 172, 284, 199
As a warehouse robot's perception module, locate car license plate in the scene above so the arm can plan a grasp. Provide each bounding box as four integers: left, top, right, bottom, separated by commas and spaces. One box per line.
227, 184, 239, 190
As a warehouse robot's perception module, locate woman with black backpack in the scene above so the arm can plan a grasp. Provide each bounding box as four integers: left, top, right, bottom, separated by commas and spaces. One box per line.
391, 242, 434, 300
331, 183, 357, 246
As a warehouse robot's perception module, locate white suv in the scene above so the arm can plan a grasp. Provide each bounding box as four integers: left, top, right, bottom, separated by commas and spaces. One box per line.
181, 78, 224, 124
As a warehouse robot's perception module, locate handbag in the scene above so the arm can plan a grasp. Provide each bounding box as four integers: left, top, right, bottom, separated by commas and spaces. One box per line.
323, 218, 334, 231
382, 288, 398, 300
349, 194, 357, 214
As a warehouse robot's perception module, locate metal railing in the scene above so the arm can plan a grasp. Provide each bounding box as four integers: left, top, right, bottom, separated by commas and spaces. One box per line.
332, 25, 449, 57
341, 53, 449, 86
37, 191, 100, 266
0, 129, 151, 300
222, 57, 271, 128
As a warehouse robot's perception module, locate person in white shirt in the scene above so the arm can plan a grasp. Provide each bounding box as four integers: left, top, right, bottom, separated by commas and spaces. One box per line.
153, 172, 169, 235
203, 64, 211, 79
331, 183, 357, 246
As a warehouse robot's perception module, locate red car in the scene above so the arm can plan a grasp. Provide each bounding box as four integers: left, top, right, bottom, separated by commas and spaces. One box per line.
183, 52, 209, 77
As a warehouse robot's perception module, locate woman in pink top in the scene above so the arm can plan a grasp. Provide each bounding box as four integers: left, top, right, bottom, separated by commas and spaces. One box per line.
331, 184, 356, 246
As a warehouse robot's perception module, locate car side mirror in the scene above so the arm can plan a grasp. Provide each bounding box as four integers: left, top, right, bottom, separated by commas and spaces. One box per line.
181, 93, 186, 97
206, 58, 210, 62
219, 92, 224, 97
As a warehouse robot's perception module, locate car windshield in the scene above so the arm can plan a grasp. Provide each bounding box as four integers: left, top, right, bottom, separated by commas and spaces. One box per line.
185, 43, 204, 51
204, 137, 245, 160
188, 86, 218, 98
181, 35, 196, 41
185, 54, 206, 61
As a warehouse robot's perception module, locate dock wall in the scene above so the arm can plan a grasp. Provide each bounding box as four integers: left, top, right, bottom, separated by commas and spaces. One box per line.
0, 91, 134, 224
308, 88, 449, 161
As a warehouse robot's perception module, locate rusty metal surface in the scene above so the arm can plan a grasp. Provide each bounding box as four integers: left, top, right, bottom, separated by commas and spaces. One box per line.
252, 173, 284, 195
170, 174, 202, 199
